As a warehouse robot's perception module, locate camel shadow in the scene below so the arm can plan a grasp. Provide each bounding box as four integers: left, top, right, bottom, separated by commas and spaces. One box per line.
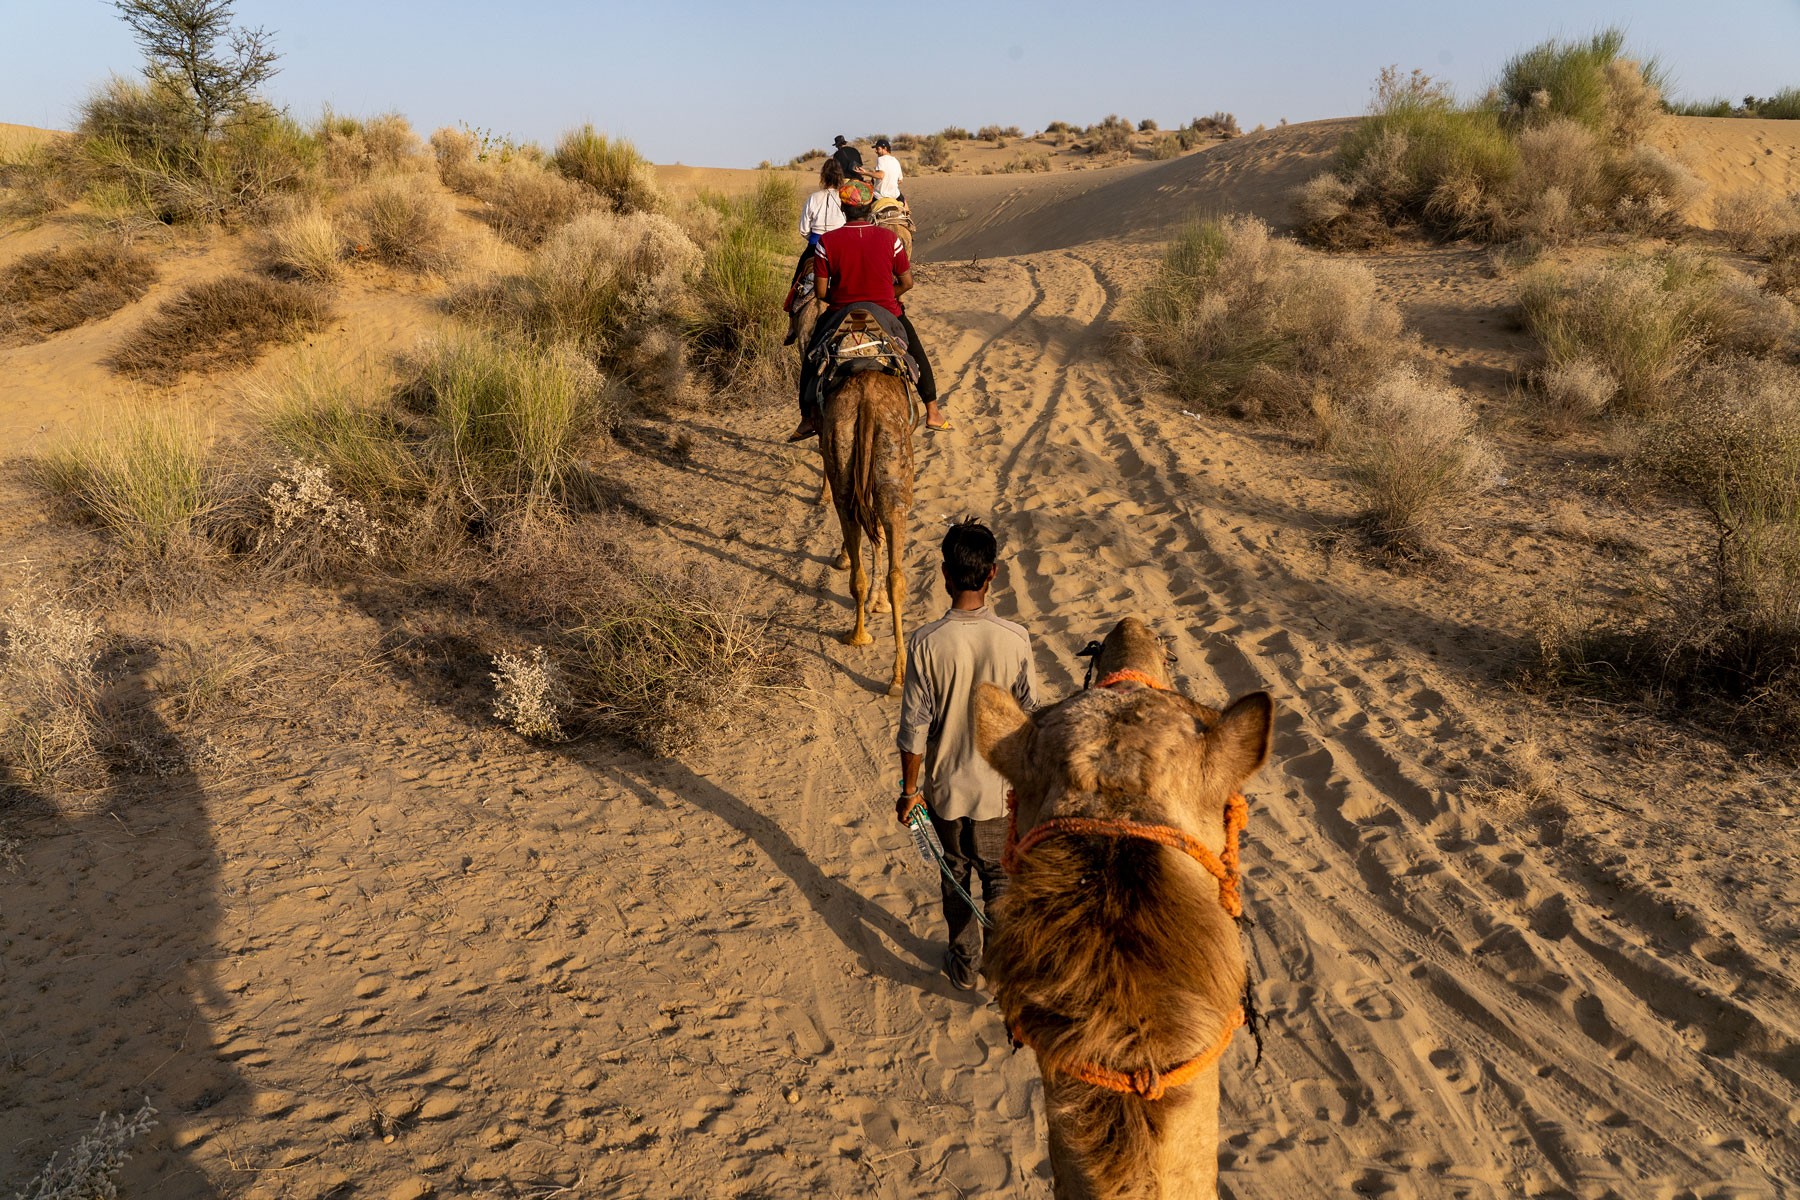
0, 646, 235, 1198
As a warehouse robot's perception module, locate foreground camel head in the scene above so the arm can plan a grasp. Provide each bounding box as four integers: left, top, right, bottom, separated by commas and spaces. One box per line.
973, 617, 1274, 1200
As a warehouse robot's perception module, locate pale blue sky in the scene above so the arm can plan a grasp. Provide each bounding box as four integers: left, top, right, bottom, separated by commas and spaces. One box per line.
2, 1, 1795, 167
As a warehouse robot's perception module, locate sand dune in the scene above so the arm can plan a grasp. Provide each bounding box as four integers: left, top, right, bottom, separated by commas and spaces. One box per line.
2, 113, 1797, 1198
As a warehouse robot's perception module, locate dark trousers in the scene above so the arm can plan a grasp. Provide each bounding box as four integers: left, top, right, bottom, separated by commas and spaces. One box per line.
927, 810, 1009, 964
795, 308, 938, 421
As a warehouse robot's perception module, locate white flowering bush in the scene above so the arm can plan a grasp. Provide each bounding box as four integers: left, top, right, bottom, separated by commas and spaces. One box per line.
15, 1102, 156, 1200
490, 646, 566, 741
260, 459, 385, 560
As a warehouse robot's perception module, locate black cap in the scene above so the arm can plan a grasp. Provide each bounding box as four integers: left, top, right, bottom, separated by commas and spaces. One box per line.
833, 135, 848, 146
874, 137, 891, 149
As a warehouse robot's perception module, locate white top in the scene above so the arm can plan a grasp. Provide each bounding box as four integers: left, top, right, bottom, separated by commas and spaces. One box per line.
799, 188, 845, 238
874, 153, 903, 200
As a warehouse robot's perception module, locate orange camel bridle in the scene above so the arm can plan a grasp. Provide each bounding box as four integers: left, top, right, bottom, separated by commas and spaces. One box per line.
1001, 668, 1248, 1102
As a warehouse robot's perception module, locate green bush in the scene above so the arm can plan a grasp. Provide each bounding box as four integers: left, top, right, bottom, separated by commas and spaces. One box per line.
1494, 29, 1667, 143
690, 214, 791, 393
552, 124, 661, 214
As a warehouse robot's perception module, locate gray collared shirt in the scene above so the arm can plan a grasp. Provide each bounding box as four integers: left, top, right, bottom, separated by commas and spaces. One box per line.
897, 606, 1037, 821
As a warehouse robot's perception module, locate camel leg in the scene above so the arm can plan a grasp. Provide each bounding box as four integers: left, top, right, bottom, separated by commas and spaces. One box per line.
832, 544, 850, 571
842, 519, 872, 647
816, 457, 832, 507
885, 513, 907, 696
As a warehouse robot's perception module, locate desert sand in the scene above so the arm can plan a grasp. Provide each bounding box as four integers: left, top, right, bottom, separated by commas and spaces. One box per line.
1, 117, 1797, 1199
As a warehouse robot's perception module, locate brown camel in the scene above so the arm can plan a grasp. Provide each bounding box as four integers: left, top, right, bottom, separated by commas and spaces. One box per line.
973, 617, 1274, 1200
818, 361, 915, 695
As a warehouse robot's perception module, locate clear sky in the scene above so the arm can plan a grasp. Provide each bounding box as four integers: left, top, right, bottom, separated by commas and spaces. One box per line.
3, 1, 1795, 167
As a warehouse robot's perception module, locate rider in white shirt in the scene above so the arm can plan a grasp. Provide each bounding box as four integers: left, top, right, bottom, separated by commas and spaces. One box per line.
799, 158, 847, 247
872, 137, 904, 201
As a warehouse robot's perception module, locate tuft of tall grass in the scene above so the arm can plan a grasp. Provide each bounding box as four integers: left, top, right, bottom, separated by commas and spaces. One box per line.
347, 176, 455, 272
249, 353, 424, 508
0, 241, 158, 343
689, 214, 792, 394
259, 202, 343, 282
0, 580, 105, 787
34, 409, 216, 562
552, 125, 661, 214
1326, 368, 1499, 553
1126, 215, 1407, 422
412, 330, 609, 516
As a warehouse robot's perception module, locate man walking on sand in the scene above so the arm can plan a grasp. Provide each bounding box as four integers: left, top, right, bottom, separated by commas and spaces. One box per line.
895, 519, 1037, 990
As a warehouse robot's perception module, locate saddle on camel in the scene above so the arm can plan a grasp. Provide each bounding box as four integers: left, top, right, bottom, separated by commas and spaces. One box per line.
788, 179, 942, 443
973, 616, 1274, 1200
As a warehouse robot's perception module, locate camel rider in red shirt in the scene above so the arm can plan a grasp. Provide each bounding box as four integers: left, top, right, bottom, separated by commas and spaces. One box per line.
788, 179, 944, 442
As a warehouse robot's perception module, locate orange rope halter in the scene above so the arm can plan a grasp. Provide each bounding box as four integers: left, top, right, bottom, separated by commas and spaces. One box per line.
1001, 666, 1250, 1100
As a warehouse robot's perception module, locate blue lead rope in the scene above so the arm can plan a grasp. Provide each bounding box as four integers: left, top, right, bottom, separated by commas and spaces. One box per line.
906, 802, 992, 929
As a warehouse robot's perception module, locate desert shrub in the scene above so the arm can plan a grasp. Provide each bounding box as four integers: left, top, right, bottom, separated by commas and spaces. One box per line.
1520, 251, 1797, 413
938, 126, 971, 141
1088, 116, 1133, 155
1494, 30, 1667, 143
565, 559, 781, 755
34, 408, 216, 563
1548, 359, 1800, 746
411, 330, 608, 516
1530, 358, 1617, 432
12, 1102, 157, 1200
1767, 235, 1800, 300
1138, 119, 1159, 133
787, 147, 828, 166
0, 581, 105, 787
430, 125, 480, 187
464, 209, 699, 405
255, 458, 389, 572
1761, 89, 1800, 120
1045, 121, 1075, 135
347, 176, 455, 271
1126, 215, 1407, 422
1327, 368, 1499, 552
552, 124, 661, 215
480, 159, 594, 247
1668, 97, 1737, 118
108, 274, 333, 383
1713, 190, 1800, 253
0, 241, 157, 343
690, 211, 791, 393
1189, 112, 1241, 138
1302, 35, 1681, 246
742, 170, 799, 236
258, 201, 343, 282
1150, 134, 1182, 161
316, 110, 426, 179
1000, 154, 1051, 174
490, 646, 566, 740
917, 134, 951, 169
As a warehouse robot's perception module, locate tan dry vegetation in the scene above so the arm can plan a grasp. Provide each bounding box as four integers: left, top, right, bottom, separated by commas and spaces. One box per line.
4, 106, 1800, 1200
0, 241, 158, 343
107, 274, 335, 383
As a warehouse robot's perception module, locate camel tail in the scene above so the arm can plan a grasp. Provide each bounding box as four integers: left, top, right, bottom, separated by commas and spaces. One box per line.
849, 384, 885, 547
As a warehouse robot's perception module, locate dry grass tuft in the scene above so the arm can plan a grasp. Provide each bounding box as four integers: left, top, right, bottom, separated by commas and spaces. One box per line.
1520, 251, 1797, 416
34, 409, 217, 565
347, 176, 455, 272
258, 201, 343, 282
1713, 190, 1800, 254
316, 110, 427, 180
108, 275, 334, 383
0, 241, 158, 344
1126, 215, 1408, 423
0, 579, 105, 789
1327, 367, 1500, 554
551, 125, 661, 214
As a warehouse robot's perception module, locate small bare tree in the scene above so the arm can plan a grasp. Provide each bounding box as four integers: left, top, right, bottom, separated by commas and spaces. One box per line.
112, 0, 278, 139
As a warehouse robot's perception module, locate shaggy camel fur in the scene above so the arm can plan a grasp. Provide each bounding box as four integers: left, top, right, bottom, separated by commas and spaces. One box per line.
974, 617, 1274, 1200
819, 367, 915, 694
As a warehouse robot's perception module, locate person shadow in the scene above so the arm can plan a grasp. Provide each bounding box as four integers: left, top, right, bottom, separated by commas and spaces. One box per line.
0, 646, 236, 1198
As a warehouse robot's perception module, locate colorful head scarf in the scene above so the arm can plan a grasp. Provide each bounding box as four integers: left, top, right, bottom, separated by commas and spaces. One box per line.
838, 180, 875, 207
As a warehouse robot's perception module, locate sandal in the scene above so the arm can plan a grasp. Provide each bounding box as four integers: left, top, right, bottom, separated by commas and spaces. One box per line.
924, 419, 954, 433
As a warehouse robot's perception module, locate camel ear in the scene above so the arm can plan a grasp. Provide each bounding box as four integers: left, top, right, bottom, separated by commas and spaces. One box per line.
973, 682, 1035, 785
1206, 691, 1273, 787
